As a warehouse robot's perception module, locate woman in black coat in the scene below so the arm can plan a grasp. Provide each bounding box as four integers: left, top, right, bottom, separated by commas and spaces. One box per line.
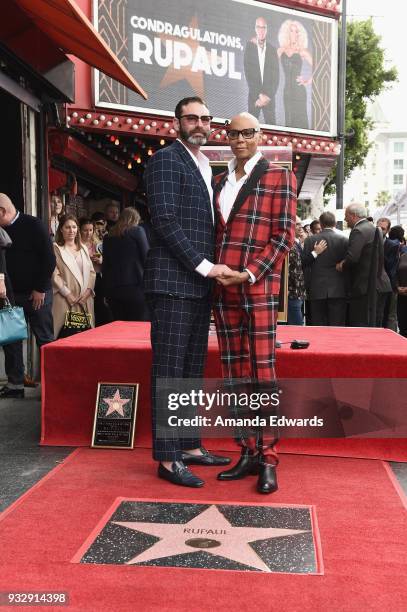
102, 207, 150, 321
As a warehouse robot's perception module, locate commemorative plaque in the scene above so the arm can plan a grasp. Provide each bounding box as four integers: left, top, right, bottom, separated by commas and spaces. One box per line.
91, 382, 139, 449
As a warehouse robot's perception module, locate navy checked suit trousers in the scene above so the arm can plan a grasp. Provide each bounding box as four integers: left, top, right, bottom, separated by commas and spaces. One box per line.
147, 294, 211, 462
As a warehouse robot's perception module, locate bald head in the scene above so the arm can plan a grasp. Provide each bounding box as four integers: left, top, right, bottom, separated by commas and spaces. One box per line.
0, 194, 16, 227
255, 17, 267, 44
227, 113, 262, 167
228, 112, 260, 131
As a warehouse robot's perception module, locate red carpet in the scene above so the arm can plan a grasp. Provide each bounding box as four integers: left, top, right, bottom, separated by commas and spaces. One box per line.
41, 323, 407, 461
0, 448, 406, 611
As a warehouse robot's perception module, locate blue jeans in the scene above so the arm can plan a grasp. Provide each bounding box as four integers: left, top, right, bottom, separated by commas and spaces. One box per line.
2, 290, 54, 385
287, 298, 304, 325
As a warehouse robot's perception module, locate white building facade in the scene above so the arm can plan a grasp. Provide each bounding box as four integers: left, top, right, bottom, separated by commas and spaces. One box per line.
343, 103, 407, 224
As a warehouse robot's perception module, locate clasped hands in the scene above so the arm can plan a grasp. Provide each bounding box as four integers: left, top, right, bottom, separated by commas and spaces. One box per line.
66, 288, 92, 307
255, 93, 271, 108
208, 264, 249, 287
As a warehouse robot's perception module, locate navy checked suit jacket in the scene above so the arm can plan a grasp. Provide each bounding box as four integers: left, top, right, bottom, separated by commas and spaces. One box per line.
144, 140, 215, 299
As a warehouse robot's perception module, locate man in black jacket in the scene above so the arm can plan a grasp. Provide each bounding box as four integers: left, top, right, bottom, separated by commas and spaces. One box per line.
303, 212, 348, 326
243, 17, 279, 125
0, 193, 55, 398
336, 204, 383, 327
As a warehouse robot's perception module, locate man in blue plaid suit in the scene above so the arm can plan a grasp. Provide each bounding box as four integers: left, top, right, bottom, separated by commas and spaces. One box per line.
144, 97, 231, 488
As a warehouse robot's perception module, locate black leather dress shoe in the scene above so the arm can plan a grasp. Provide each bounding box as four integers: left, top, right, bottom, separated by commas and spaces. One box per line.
181, 447, 231, 466
158, 461, 204, 488
257, 458, 278, 494
0, 386, 24, 399
217, 449, 259, 480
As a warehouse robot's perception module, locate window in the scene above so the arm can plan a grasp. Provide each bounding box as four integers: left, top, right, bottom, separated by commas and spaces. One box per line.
393, 174, 404, 185
394, 142, 404, 153
394, 159, 404, 170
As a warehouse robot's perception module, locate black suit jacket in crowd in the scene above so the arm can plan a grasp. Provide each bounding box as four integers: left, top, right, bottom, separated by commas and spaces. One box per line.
102, 225, 149, 299
243, 41, 279, 118
303, 229, 349, 300
342, 219, 390, 297
143, 140, 214, 299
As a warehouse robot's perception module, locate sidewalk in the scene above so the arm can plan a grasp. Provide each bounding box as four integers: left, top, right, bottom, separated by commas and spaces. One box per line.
0, 385, 72, 512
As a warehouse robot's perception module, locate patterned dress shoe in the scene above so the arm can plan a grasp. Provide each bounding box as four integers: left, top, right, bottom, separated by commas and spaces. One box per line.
158, 461, 205, 488
181, 447, 231, 466
0, 386, 25, 399
257, 457, 278, 494
217, 448, 259, 480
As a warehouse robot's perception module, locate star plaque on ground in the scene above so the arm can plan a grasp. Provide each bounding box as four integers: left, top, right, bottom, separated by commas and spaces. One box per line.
91, 383, 139, 449
73, 499, 323, 574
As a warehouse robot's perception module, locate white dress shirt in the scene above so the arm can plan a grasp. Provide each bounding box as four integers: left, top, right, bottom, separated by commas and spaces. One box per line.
219, 151, 262, 223
217, 152, 263, 283
177, 139, 213, 220
177, 140, 216, 279
257, 42, 266, 84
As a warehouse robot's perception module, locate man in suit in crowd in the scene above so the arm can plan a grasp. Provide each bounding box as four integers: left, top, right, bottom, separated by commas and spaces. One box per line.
309, 219, 322, 235
144, 96, 231, 488
0, 193, 55, 398
243, 17, 279, 125
212, 112, 297, 493
303, 211, 348, 326
376, 217, 395, 328
382, 224, 404, 330
336, 204, 384, 327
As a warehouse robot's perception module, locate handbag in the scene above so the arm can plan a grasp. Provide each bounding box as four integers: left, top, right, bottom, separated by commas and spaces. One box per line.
58, 304, 92, 339
0, 298, 28, 345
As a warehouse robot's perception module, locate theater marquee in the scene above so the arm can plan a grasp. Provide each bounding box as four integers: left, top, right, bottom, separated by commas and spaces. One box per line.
93, 0, 338, 136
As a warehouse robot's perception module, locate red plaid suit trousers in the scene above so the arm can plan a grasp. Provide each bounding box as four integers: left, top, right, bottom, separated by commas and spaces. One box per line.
213, 291, 279, 463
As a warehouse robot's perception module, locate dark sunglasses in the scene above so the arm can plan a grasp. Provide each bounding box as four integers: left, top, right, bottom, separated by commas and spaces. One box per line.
178, 114, 213, 124
227, 128, 260, 140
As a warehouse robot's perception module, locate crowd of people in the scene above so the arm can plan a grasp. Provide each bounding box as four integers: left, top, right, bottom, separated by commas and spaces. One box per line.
0, 194, 149, 399
287, 208, 407, 334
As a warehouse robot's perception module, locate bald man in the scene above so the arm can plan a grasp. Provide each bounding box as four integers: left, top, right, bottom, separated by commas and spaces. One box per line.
0, 194, 55, 398
243, 17, 279, 125
212, 113, 297, 493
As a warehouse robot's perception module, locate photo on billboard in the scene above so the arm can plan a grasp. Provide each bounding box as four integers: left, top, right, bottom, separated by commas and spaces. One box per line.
93, 0, 338, 136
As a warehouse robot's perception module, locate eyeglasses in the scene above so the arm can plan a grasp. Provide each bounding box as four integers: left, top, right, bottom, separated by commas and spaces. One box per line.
178, 114, 213, 124
227, 128, 260, 140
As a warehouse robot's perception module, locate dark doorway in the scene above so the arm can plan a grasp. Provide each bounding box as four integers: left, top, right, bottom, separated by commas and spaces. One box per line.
0, 88, 23, 208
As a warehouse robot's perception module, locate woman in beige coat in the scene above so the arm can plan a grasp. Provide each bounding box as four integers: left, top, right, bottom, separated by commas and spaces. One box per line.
52, 214, 96, 338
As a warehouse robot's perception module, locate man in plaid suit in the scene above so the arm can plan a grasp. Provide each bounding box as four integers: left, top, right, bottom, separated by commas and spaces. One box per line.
213, 112, 297, 493
144, 97, 231, 488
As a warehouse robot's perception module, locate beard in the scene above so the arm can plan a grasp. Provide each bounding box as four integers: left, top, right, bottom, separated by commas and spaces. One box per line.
179, 126, 211, 146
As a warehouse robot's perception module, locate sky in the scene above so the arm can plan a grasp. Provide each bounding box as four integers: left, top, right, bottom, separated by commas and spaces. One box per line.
347, 0, 407, 131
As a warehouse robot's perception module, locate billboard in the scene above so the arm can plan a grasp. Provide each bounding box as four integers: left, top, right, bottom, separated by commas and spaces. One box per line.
93, 0, 338, 136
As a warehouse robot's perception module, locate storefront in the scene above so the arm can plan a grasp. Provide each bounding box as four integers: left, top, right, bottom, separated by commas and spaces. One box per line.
1, 0, 146, 224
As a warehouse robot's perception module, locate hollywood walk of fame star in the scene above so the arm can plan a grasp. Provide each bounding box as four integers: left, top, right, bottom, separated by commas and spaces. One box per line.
159, 15, 224, 100
113, 504, 306, 572
103, 389, 130, 417
159, 16, 205, 98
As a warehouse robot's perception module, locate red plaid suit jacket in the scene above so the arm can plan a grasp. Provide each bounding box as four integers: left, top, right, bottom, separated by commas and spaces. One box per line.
214, 157, 297, 296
